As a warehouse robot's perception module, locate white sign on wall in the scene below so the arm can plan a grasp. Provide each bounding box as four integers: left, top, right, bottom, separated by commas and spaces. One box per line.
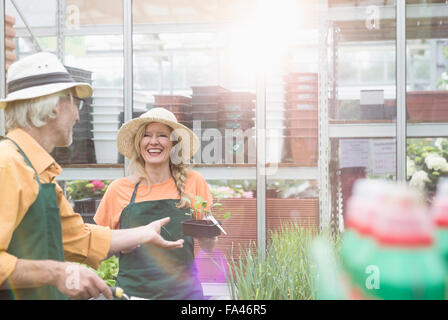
340, 139, 370, 169
371, 139, 396, 175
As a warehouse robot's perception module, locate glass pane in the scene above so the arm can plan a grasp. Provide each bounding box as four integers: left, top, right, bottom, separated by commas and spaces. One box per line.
406, 1, 448, 199
64, 2, 124, 165
327, 1, 397, 230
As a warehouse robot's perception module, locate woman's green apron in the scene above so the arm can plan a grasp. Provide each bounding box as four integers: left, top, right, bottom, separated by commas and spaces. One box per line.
0, 137, 66, 300
116, 181, 204, 300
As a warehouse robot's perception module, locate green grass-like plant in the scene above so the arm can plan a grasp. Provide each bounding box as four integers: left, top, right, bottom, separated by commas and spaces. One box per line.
227, 223, 337, 300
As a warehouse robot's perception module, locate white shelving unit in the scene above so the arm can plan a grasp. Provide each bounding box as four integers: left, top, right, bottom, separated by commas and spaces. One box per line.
56, 165, 319, 181
328, 122, 448, 139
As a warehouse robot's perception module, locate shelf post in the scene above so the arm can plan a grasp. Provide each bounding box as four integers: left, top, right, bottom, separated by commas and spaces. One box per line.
123, 0, 133, 172
56, 0, 66, 63
0, 0, 5, 136
256, 70, 267, 260
318, 0, 331, 232
396, 0, 407, 182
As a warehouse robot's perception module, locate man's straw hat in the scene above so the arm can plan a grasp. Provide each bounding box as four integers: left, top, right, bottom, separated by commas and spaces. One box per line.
0, 52, 92, 109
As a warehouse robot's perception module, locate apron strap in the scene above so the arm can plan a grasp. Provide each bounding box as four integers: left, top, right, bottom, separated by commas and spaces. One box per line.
0, 136, 42, 185
129, 177, 182, 205
129, 181, 141, 205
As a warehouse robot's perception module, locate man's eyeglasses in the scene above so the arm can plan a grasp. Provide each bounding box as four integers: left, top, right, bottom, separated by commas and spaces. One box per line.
65, 94, 86, 111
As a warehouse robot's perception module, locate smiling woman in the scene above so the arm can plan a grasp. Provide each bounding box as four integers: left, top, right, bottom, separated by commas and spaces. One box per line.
94, 107, 217, 300
138, 122, 173, 167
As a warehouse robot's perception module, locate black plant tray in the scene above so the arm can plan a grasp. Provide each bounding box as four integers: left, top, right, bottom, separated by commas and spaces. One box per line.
181, 219, 221, 238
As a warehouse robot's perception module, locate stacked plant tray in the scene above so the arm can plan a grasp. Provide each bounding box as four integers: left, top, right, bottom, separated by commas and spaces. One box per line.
153, 94, 192, 128
51, 66, 96, 164
265, 73, 287, 164
191, 86, 229, 164
91, 88, 148, 164
191, 86, 229, 128
284, 72, 319, 165
218, 91, 256, 164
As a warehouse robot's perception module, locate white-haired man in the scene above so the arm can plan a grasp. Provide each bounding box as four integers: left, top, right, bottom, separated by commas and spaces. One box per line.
0, 52, 184, 300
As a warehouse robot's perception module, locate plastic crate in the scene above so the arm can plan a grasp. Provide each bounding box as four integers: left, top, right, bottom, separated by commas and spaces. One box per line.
284, 72, 318, 83
288, 136, 318, 165
152, 103, 190, 114
191, 85, 230, 96
285, 92, 318, 102
287, 127, 318, 137
218, 110, 255, 121
218, 92, 256, 103
195, 120, 219, 129
192, 95, 220, 104
286, 118, 318, 128
218, 119, 255, 130
287, 101, 318, 110
153, 95, 191, 105
285, 109, 318, 119
65, 66, 93, 84
220, 102, 255, 112
285, 82, 318, 92
51, 139, 96, 164
192, 103, 220, 112
192, 111, 219, 121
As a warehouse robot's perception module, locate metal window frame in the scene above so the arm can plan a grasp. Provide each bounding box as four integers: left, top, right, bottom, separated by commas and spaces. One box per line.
0, 0, 5, 137
396, 0, 407, 183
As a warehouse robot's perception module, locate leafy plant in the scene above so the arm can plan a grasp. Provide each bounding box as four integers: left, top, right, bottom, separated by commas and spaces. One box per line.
82, 255, 119, 287
226, 223, 336, 300
407, 138, 448, 194
182, 195, 231, 221
65, 179, 112, 201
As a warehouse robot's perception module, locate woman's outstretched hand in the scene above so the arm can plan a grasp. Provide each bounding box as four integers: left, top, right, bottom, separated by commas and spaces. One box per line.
142, 217, 184, 249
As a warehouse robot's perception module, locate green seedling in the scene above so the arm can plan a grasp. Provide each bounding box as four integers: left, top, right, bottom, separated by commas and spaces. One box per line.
182, 195, 231, 221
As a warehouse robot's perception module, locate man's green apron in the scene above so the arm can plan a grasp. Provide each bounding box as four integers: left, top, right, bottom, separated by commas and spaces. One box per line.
0, 137, 66, 300
116, 181, 204, 300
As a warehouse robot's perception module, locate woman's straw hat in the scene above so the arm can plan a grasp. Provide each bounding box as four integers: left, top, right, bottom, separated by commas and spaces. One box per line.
116, 107, 200, 163
0, 52, 92, 109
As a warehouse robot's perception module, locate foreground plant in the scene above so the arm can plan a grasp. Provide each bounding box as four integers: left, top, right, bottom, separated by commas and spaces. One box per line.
227, 224, 334, 300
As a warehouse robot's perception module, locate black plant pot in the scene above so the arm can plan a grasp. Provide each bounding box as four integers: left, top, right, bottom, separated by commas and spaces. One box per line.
73, 198, 101, 224
74, 198, 98, 213
181, 219, 222, 238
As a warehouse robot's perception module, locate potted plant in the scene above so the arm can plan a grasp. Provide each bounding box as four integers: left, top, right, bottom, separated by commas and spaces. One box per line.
181, 196, 230, 238
65, 179, 112, 216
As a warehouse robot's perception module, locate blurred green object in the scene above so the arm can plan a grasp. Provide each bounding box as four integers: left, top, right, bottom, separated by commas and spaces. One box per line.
370, 247, 446, 300
310, 238, 349, 300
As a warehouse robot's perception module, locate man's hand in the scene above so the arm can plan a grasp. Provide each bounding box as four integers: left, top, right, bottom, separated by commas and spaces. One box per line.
0, 259, 113, 300
109, 217, 184, 256
53, 262, 113, 300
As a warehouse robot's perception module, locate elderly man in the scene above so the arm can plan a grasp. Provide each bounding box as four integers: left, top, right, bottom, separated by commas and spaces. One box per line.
0, 52, 184, 300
